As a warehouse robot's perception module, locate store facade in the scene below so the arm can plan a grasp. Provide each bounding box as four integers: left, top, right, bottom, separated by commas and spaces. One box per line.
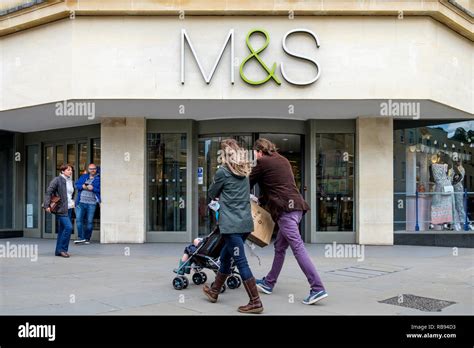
0, 1, 472, 245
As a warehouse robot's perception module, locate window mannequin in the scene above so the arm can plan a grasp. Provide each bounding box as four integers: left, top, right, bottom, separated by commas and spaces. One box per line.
452, 160, 466, 231
429, 153, 454, 230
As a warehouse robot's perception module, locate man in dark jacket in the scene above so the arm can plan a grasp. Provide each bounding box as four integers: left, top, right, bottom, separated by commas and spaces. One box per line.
250, 138, 327, 305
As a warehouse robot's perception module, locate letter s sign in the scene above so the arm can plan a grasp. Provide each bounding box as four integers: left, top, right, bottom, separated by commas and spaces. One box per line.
280, 29, 321, 86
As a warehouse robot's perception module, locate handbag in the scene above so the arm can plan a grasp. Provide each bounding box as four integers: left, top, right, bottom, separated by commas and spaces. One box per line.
443, 185, 454, 194
48, 195, 61, 214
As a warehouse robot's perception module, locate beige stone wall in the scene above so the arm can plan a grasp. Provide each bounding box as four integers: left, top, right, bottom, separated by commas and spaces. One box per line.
356, 117, 394, 245
1, 1, 472, 40
100, 117, 146, 243
1, 16, 472, 115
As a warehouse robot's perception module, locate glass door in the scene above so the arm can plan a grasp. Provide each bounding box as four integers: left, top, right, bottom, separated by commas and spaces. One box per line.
197, 133, 304, 237
147, 133, 187, 232
315, 134, 355, 231
197, 134, 253, 236
43, 145, 55, 238
42, 140, 94, 239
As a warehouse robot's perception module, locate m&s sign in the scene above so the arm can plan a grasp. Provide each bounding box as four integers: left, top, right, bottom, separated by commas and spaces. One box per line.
181, 28, 321, 86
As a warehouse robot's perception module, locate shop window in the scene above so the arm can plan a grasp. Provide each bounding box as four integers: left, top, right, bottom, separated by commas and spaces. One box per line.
0, 131, 14, 229
67, 144, 76, 173
316, 133, 354, 231
78, 143, 88, 175
25, 145, 39, 229
90, 139, 101, 230
393, 121, 474, 231
92, 138, 101, 167
55, 145, 64, 176
147, 133, 187, 231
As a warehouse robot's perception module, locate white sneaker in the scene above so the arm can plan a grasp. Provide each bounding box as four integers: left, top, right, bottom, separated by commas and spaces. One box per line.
454, 223, 461, 231
84, 240, 90, 244
74, 239, 86, 244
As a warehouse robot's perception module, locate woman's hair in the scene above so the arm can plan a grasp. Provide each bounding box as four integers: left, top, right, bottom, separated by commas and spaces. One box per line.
220, 139, 252, 177
59, 164, 73, 173
254, 138, 278, 155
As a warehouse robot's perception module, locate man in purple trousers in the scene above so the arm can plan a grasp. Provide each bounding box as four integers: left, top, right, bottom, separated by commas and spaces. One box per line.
250, 138, 328, 305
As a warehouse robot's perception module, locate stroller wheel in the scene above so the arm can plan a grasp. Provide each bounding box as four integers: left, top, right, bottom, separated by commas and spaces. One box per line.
226, 275, 241, 290
181, 276, 189, 289
172, 277, 185, 290
192, 272, 203, 285
200, 272, 207, 283
211, 282, 226, 293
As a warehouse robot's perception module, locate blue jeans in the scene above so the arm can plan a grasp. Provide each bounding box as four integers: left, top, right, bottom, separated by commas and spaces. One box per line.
75, 202, 97, 240
56, 209, 73, 254
218, 233, 253, 281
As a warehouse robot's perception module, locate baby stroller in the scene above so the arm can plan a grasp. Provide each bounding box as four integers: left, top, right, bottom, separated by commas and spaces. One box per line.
172, 210, 242, 292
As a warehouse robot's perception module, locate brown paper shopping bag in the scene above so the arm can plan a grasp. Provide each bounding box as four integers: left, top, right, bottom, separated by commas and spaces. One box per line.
248, 201, 275, 247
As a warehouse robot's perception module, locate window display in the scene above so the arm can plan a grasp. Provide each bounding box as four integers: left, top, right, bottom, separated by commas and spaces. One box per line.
394, 121, 474, 231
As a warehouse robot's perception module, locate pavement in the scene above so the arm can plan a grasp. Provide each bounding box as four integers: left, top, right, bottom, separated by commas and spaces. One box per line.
0, 238, 473, 315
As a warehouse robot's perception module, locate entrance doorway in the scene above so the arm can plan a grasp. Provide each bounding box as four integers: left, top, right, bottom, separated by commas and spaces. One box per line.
42, 139, 99, 239
197, 133, 304, 237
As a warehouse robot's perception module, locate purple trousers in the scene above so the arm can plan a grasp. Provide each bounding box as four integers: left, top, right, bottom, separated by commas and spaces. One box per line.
265, 210, 325, 292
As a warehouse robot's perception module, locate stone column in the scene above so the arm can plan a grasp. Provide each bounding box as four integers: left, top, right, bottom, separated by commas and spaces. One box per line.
100, 117, 146, 243
356, 117, 394, 245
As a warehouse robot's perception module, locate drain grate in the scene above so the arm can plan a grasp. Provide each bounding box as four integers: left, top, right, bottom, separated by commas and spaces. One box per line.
379, 294, 456, 312
325, 263, 409, 279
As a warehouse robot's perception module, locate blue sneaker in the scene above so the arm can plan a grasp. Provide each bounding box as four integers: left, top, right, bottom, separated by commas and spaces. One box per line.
302, 289, 328, 305
256, 277, 273, 294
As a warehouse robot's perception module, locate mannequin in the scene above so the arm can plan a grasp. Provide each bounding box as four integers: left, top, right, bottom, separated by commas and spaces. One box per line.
452, 160, 466, 231
429, 153, 454, 230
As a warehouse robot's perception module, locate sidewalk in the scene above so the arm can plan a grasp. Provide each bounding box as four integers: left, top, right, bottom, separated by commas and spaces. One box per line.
1, 238, 472, 315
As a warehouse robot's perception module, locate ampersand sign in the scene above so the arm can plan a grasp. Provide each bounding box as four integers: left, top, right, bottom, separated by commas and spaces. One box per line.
239, 29, 282, 86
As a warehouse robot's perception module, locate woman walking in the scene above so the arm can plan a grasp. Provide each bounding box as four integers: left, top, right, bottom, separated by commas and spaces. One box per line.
203, 139, 263, 314
43, 164, 75, 258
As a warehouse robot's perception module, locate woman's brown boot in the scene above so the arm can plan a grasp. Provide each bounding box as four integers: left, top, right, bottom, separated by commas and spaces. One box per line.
238, 277, 264, 314
203, 272, 228, 303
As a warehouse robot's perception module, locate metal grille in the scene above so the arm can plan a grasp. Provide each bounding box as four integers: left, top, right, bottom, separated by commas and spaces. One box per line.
379, 294, 456, 312
325, 263, 409, 279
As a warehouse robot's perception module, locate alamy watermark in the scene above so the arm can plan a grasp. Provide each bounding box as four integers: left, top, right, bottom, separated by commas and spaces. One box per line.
18, 322, 55, 341
217, 148, 257, 167
0, 241, 38, 262
324, 242, 365, 262
55, 100, 96, 120
380, 99, 420, 120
